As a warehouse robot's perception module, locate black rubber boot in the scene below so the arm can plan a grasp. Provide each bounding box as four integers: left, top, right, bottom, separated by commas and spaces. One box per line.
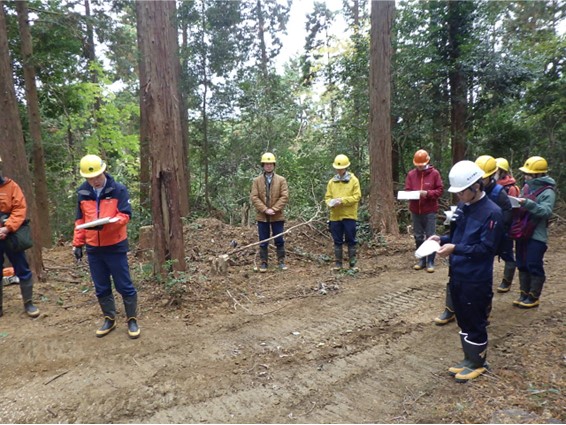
519, 275, 545, 308
333, 245, 343, 270
434, 283, 455, 325
448, 333, 474, 376
454, 338, 488, 383
348, 245, 358, 270
259, 246, 268, 272
497, 261, 516, 293
19, 278, 40, 318
513, 270, 530, 306
96, 295, 117, 338
123, 294, 141, 339
276, 245, 287, 270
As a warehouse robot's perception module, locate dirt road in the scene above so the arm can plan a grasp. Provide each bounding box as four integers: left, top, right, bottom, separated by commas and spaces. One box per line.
0, 221, 564, 423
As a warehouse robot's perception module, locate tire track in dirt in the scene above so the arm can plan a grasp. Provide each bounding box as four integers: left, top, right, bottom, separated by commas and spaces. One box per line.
1, 240, 564, 423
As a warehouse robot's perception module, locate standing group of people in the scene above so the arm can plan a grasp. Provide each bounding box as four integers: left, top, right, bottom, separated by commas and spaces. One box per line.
250, 152, 361, 273
0, 154, 140, 340
405, 149, 556, 382
0, 149, 556, 367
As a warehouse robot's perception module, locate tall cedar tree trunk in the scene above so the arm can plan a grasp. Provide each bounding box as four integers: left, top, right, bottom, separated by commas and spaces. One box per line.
136, 1, 186, 275
256, 0, 269, 79
0, 2, 43, 278
448, 1, 468, 164
200, 0, 211, 212
84, 0, 101, 117
15, 1, 51, 248
368, 1, 398, 235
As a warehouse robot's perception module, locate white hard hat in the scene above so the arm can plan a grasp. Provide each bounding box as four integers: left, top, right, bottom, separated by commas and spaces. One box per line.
448, 160, 484, 193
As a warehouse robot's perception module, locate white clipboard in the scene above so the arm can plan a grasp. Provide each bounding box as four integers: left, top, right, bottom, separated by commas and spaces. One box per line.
76, 217, 119, 230
415, 239, 441, 259
508, 196, 521, 208
397, 191, 421, 200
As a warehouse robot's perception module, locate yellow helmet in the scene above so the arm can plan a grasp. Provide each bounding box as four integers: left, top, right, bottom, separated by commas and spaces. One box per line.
495, 157, 510, 172
260, 152, 276, 164
333, 154, 350, 169
519, 156, 548, 174
80, 154, 106, 178
475, 155, 497, 178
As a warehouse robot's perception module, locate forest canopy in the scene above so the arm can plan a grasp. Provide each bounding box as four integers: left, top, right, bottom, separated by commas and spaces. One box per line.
1, 0, 564, 244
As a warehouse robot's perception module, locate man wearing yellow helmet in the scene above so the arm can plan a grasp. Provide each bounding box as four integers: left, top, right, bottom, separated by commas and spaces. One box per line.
250, 152, 289, 272
325, 154, 362, 271
72, 154, 141, 339
512, 156, 556, 308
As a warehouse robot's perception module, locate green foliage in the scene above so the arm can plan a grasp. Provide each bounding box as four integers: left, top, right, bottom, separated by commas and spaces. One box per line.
5, 0, 565, 250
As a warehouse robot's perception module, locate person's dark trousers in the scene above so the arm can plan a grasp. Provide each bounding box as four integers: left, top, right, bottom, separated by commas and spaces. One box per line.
450, 278, 491, 344
412, 212, 436, 265
329, 219, 357, 247
87, 251, 137, 298
2, 245, 36, 317
257, 221, 285, 248
515, 239, 547, 278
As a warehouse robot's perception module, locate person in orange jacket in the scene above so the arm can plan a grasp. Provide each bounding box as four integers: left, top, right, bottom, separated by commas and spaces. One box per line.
0, 167, 39, 318
72, 155, 140, 339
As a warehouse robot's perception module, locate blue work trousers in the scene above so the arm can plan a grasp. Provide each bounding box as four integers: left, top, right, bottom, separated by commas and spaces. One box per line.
515, 239, 547, 277
257, 220, 285, 248
329, 219, 357, 247
87, 251, 137, 298
498, 235, 515, 263
0, 242, 32, 281
450, 278, 491, 344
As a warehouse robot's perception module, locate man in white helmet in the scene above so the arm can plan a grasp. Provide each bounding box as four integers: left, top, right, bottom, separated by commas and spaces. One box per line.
429, 160, 503, 383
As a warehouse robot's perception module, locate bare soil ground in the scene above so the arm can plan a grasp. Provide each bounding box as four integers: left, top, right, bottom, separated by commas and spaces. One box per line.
0, 218, 564, 424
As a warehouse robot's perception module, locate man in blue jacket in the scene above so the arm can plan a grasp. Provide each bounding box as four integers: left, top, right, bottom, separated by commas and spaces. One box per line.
430, 160, 503, 382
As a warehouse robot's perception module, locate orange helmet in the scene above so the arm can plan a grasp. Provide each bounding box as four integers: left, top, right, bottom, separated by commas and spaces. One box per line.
413, 149, 430, 166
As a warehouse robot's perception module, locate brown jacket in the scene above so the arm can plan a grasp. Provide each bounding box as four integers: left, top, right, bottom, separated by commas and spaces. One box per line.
250, 173, 289, 222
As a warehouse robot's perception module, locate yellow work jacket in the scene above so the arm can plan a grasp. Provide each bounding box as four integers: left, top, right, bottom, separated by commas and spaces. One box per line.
325, 172, 361, 221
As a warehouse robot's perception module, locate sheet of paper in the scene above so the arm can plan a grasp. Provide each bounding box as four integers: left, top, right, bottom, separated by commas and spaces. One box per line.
76, 217, 117, 230
397, 191, 421, 200
415, 239, 441, 259
328, 199, 339, 207
508, 196, 521, 208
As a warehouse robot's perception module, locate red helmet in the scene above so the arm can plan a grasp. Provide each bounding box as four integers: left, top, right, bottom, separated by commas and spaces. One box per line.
413, 149, 430, 166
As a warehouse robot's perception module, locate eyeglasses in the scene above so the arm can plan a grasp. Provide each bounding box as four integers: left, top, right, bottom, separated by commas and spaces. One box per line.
457, 188, 470, 196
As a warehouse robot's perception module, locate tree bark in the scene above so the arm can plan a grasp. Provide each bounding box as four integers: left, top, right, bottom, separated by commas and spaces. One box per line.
0, 2, 43, 278
136, 0, 187, 275
15, 0, 52, 248
368, 0, 398, 235
448, 0, 469, 164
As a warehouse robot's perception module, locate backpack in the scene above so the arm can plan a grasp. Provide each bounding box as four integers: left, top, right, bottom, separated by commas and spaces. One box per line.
508, 186, 553, 241
488, 184, 504, 204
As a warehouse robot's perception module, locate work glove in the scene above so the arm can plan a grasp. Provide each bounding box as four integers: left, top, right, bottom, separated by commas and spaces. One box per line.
73, 246, 83, 262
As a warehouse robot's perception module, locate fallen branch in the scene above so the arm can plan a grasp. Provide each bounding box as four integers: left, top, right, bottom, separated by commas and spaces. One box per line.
44, 370, 69, 385
227, 209, 322, 257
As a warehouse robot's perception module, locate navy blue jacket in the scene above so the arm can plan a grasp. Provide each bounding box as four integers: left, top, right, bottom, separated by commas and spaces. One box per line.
441, 194, 503, 282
